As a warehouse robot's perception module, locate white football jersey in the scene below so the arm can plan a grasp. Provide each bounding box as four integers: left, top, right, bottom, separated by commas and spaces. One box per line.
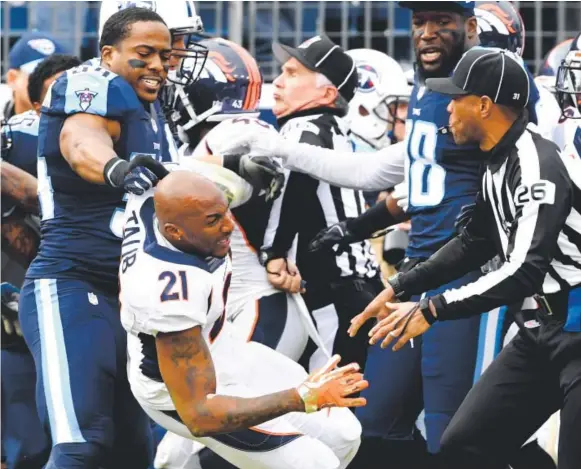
120, 191, 232, 410
180, 118, 283, 312
534, 85, 567, 150
560, 106, 581, 161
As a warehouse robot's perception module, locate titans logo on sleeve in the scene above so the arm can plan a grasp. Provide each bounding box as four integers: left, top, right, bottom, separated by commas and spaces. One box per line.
26, 65, 173, 292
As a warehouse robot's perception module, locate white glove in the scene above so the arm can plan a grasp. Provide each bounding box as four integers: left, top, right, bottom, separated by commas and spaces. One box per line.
219, 120, 285, 160
392, 182, 409, 212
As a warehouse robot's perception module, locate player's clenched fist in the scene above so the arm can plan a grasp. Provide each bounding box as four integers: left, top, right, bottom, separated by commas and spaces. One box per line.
296, 355, 368, 413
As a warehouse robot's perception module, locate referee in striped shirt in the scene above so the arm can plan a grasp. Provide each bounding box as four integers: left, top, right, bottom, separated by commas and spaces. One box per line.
260, 35, 384, 371
349, 47, 581, 468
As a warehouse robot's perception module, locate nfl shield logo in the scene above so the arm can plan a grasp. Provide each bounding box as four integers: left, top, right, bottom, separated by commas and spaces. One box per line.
75, 88, 97, 111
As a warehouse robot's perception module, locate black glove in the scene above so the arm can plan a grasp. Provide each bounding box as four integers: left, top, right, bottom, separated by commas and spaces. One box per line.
123, 154, 170, 195
308, 220, 358, 254
1, 282, 22, 337
455, 202, 476, 235
224, 154, 285, 202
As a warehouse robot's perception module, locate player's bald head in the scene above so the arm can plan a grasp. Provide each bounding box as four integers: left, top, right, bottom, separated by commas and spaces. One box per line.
154, 171, 226, 226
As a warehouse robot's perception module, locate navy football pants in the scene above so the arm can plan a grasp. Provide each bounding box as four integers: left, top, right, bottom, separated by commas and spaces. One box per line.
19, 278, 152, 469
354, 271, 505, 455
1, 348, 51, 469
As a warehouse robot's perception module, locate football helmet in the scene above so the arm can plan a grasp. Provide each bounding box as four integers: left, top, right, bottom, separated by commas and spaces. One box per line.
345, 49, 411, 149
173, 38, 263, 144
556, 34, 581, 117
99, 0, 208, 85
475, 1, 525, 56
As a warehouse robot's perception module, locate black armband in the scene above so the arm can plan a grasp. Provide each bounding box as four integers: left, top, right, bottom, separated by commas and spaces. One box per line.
222, 154, 242, 175
419, 297, 437, 325
347, 201, 399, 239
103, 157, 130, 188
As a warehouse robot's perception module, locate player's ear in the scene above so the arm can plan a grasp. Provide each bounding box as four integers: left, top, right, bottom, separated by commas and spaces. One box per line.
163, 223, 183, 241
5, 69, 19, 87
465, 16, 478, 41
100, 45, 114, 68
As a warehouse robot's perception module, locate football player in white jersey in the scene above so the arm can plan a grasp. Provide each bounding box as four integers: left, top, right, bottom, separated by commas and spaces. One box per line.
119, 170, 366, 469
173, 38, 320, 364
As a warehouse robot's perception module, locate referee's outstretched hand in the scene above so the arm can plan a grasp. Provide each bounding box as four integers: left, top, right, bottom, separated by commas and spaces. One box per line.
368, 301, 431, 351
348, 286, 395, 337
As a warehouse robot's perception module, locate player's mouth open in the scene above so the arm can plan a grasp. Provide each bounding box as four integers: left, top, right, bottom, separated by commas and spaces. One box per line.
217, 237, 231, 248
420, 47, 442, 63
141, 77, 162, 91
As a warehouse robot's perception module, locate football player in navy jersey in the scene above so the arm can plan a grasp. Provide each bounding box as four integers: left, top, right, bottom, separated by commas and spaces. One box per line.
215, 2, 540, 468
17, 8, 175, 469
1, 53, 82, 469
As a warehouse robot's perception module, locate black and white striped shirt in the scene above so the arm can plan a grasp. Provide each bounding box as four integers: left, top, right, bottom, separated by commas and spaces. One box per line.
263, 108, 378, 293
398, 114, 581, 319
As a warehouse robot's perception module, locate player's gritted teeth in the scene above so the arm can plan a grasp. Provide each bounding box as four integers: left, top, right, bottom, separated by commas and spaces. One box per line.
140, 76, 163, 93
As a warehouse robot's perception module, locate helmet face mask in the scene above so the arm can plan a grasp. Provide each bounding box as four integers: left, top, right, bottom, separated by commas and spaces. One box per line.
556, 51, 581, 118
172, 38, 263, 144
346, 49, 411, 149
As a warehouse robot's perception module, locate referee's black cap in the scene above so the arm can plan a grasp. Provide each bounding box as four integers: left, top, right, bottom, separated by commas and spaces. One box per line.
426, 47, 530, 109
272, 35, 358, 102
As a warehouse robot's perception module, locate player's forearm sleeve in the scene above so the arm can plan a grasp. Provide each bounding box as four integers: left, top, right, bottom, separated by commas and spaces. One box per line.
432, 153, 574, 320
279, 140, 406, 190
399, 233, 496, 297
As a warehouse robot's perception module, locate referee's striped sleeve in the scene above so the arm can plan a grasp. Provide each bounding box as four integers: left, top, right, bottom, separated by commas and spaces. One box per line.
432, 133, 573, 320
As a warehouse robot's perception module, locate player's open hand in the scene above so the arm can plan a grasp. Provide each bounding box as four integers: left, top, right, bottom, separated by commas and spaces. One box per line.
297, 355, 368, 412
368, 301, 431, 351
347, 286, 396, 337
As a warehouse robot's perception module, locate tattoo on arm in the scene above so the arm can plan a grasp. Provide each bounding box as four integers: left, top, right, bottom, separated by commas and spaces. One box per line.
157, 327, 303, 437
1, 162, 39, 214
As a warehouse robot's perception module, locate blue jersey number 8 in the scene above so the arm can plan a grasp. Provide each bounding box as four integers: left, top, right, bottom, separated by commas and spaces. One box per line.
406, 119, 446, 207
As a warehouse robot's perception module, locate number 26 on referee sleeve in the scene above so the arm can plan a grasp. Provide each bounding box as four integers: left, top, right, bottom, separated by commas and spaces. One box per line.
159, 271, 189, 302
407, 120, 446, 207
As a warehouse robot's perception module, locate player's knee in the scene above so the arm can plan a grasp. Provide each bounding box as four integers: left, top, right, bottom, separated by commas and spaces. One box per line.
324, 408, 362, 463
44, 442, 105, 469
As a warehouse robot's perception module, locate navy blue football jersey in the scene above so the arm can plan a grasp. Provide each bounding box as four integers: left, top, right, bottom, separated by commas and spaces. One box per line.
26, 65, 175, 292
1, 111, 39, 219
404, 85, 484, 258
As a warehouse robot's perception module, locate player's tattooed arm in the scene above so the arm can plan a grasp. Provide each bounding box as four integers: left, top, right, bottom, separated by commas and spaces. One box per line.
156, 326, 304, 437
1, 162, 39, 214
60, 113, 122, 184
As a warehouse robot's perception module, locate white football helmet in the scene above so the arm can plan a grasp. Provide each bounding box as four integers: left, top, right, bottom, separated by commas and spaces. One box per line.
99, 0, 204, 40
346, 49, 411, 149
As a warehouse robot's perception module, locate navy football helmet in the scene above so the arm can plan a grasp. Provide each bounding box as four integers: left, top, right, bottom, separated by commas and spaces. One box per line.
173, 37, 263, 144
476, 1, 525, 56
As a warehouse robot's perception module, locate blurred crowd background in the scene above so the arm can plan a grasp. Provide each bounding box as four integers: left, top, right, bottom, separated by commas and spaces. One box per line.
2, 1, 580, 82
